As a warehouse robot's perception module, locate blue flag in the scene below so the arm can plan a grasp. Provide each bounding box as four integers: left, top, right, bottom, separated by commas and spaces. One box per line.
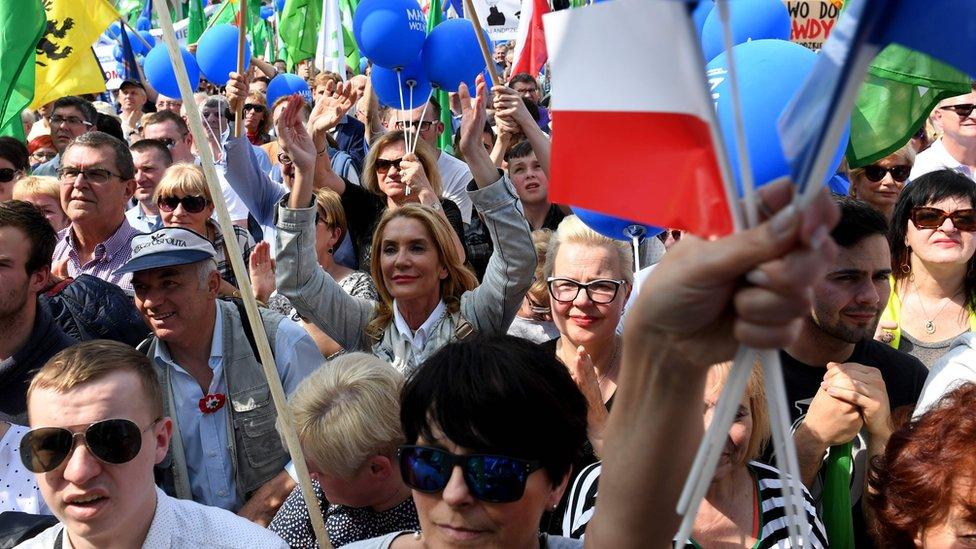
118, 23, 142, 82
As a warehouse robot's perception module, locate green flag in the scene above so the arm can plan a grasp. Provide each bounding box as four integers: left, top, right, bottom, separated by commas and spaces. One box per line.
186, 0, 206, 44
280, 0, 322, 68
0, 0, 46, 141
822, 442, 855, 549
847, 44, 971, 169
426, 0, 454, 154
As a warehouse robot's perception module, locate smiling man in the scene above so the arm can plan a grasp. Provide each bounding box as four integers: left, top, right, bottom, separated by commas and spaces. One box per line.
17, 340, 288, 548
912, 86, 976, 181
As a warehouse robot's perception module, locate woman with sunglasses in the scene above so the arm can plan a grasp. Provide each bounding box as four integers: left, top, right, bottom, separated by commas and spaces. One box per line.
154, 163, 255, 296
243, 91, 272, 146
345, 335, 588, 549
848, 144, 916, 219
881, 169, 976, 366
0, 136, 29, 201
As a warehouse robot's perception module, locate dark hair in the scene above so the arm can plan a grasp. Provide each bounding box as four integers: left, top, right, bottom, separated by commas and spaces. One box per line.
504, 139, 535, 163
142, 109, 190, 135
426, 97, 441, 120
0, 200, 57, 274
890, 169, 976, 308
522, 97, 540, 120
400, 335, 588, 485
130, 138, 174, 165
95, 113, 126, 143
0, 136, 29, 172
64, 131, 135, 180
831, 195, 889, 248
869, 383, 976, 548
51, 96, 97, 126
509, 73, 539, 89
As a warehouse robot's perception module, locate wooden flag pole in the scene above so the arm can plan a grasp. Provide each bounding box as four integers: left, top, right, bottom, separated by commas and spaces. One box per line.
462, 0, 501, 86
234, 0, 249, 138
151, 3, 333, 548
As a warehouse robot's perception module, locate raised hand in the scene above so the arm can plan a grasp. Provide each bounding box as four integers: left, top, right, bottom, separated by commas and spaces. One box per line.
308, 80, 357, 137
249, 241, 276, 304
275, 95, 316, 174
492, 85, 535, 131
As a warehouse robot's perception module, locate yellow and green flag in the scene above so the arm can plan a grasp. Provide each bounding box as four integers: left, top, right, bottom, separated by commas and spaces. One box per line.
0, 0, 47, 141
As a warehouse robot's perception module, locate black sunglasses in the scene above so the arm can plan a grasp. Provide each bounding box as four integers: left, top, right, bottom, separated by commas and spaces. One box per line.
398, 445, 543, 503
20, 418, 158, 473
910, 206, 976, 231
862, 164, 911, 183
243, 104, 266, 113
0, 168, 20, 183
939, 103, 976, 118
375, 157, 404, 172
157, 195, 209, 213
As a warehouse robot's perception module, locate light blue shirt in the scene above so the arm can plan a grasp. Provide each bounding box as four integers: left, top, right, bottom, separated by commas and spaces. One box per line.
125, 204, 159, 234
152, 302, 324, 511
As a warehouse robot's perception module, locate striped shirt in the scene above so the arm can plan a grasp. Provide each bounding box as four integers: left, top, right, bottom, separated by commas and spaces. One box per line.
53, 220, 142, 295
563, 461, 829, 549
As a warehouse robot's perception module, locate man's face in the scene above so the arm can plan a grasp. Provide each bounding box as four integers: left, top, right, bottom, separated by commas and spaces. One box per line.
0, 225, 47, 322
154, 96, 182, 114
131, 149, 170, 204
508, 151, 549, 206
809, 234, 892, 344
200, 105, 227, 137
493, 44, 507, 64
387, 105, 442, 147
936, 91, 976, 142
274, 60, 287, 73
349, 75, 367, 99
49, 106, 93, 153
132, 262, 218, 345
28, 370, 170, 546
512, 81, 540, 104
143, 120, 193, 163
118, 84, 147, 112
59, 145, 135, 226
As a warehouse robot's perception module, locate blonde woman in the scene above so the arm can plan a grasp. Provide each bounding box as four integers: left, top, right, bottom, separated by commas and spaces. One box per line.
13, 175, 68, 231
243, 91, 271, 145
848, 144, 916, 219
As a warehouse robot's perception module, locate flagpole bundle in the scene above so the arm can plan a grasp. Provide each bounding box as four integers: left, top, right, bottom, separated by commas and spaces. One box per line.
151, 3, 332, 547
461, 0, 501, 86
234, 0, 248, 138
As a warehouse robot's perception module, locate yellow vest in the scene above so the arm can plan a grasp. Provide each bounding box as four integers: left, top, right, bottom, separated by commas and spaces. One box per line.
881, 275, 976, 349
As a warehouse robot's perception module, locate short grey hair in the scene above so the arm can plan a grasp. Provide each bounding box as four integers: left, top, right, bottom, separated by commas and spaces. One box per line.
196, 258, 218, 288
63, 131, 135, 180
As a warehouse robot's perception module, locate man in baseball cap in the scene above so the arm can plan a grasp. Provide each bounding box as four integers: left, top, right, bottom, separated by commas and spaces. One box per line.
119, 227, 323, 520
118, 79, 148, 142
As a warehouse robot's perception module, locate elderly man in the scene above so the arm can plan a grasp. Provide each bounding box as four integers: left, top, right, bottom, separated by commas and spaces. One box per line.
118, 79, 149, 141
16, 340, 289, 548
118, 227, 323, 522
52, 131, 141, 293
33, 97, 97, 177
126, 139, 173, 233
912, 85, 976, 180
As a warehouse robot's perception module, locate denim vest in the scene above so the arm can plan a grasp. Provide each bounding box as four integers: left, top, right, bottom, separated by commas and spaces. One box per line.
144, 300, 289, 504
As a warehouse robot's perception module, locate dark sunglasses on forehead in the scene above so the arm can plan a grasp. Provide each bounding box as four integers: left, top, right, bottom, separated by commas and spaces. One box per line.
910, 206, 976, 231
939, 103, 976, 118
398, 445, 543, 503
0, 168, 20, 183
375, 157, 404, 172
862, 164, 911, 183
19, 418, 159, 473
157, 195, 209, 213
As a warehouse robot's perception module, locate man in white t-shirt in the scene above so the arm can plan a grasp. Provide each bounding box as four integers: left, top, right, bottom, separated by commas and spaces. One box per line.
911, 87, 976, 181
386, 101, 474, 224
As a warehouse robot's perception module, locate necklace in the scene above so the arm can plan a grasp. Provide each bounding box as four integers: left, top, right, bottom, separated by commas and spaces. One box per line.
910, 277, 963, 335
597, 339, 622, 386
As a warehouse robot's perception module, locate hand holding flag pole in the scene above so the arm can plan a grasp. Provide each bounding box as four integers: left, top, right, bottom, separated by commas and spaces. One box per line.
151, 2, 333, 547
234, 0, 249, 138
461, 0, 501, 86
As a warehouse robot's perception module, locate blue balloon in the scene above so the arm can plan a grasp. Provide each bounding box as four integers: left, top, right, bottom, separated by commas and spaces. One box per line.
706, 39, 850, 195
124, 29, 147, 56
572, 208, 663, 242
267, 73, 312, 110
371, 58, 432, 109
260, 6, 274, 20
353, 0, 427, 69
276, 0, 286, 12
106, 22, 122, 40
139, 31, 156, 50
692, 1, 713, 39
421, 19, 487, 92
137, 16, 151, 31
700, 0, 791, 62
196, 24, 251, 86
143, 45, 200, 99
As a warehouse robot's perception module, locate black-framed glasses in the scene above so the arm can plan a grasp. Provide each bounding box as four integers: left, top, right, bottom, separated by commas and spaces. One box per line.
49, 115, 93, 128
939, 103, 976, 118
243, 104, 266, 113
57, 167, 123, 185
157, 195, 209, 213
862, 164, 911, 183
398, 445, 543, 503
19, 418, 159, 473
547, 277, 626, 304
277, 152, 293, 165
910, 206, 976, 231
0, 168, 21, 183
394, 120, 433, 132
375, 157, 404, 173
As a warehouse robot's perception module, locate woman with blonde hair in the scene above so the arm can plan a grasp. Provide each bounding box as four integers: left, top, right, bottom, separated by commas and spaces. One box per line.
12, 175, 68, 231
154, 163, 254, 295
848, 143, 916, 219
243, 91, 271, 145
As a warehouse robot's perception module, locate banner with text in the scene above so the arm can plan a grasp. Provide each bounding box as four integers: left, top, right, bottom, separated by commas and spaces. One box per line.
468, 0, 520, 42
783, 0, 841, 51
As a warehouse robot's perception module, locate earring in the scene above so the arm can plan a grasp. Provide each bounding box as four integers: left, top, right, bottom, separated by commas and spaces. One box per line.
901, 262, 911, 274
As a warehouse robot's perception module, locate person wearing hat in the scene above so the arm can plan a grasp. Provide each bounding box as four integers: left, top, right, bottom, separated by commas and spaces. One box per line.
119, 226, 324, 521
118, 79, 149, 143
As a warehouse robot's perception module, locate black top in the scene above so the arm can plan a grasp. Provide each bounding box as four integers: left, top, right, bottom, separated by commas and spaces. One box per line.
341, 182, 465, 269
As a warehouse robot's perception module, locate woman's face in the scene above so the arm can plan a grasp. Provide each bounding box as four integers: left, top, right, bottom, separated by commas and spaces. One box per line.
30, 146, 57, 167
703, 368, 753, 481
906, 195, 976, 269
853, 154, 912, 213
314, 215, 341, 259
243, 103, 265, 132
915, 493, 976, 548
160, 193, 214, 236
376, 140, 408, 201
23, 193, 69, 232
0, 156, 24, 201
379, 216, 447, 304
411, 434, 567, 549
549, 242, 630, 348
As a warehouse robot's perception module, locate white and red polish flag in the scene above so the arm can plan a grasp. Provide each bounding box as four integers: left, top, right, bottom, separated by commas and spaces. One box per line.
510, 0, 550, 79
543, 0, 734, 237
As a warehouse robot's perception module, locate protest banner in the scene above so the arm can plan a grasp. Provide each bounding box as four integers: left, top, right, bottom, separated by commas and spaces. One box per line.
783, 0, 841, 50
467, 0, 519, 42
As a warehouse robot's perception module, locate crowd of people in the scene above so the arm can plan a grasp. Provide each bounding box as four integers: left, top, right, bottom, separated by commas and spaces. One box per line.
2, 23, 976, 549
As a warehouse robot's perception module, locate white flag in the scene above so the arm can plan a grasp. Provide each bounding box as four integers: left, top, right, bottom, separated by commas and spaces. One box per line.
316, 0, 346, 78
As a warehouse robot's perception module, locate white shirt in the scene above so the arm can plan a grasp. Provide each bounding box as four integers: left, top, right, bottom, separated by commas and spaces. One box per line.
910, 137, 976, 181
16, 487, 288, 548
393, 299, 447, 352
1, 423, 51, 515
437, 152, 474, 224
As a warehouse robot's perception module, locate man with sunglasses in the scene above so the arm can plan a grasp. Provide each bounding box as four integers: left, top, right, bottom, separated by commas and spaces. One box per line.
912, 87, 976, 181
33, 97, 97, 178
18, 340, 289, 548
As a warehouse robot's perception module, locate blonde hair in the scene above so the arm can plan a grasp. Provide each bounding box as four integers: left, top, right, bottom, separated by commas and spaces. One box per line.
528, 229, 553, 308
366, 204, 477, 341
153, 163, 212, 203
362, 130, 443, 199
849, 143, 917, 199
544, 215, 634, 286
706, 361, 770, 462
284, 353, 404, 476
313, 71, 343, 91
28, 340, 164, 420
245, 91, 271, 137
13, 175, 59, 202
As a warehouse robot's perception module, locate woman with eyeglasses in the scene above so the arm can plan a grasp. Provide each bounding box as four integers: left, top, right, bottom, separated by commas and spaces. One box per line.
880, 169, 976, 367
507, 229, 560, 344
0, 136, 29, 200
154, 163, 255, 296
243, 91, 271, 146
848, 144, 916, 219
27, 135, 57, 171
344, 335, 588, 549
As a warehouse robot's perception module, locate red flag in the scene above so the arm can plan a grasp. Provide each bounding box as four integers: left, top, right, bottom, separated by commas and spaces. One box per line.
543, 0, 733, 237
511, 0, 549, 78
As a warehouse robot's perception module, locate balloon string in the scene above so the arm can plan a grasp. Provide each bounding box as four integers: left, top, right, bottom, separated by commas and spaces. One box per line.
631, 235, 640, 274
412, 91, 433, 156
